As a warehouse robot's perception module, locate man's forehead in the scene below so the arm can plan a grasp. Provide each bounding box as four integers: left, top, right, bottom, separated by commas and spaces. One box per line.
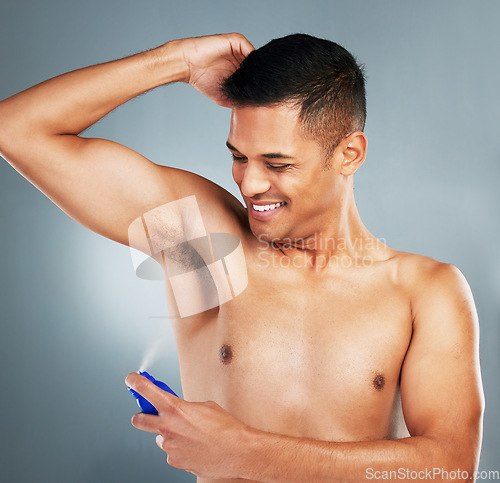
228, 105, 303, 149
229, 104, 301, 125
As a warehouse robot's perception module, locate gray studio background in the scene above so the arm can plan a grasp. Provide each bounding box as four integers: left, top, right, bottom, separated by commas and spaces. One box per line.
0, 0, 498, 481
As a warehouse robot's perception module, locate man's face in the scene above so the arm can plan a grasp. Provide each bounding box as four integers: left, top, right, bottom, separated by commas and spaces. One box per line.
227, 105, 344, 244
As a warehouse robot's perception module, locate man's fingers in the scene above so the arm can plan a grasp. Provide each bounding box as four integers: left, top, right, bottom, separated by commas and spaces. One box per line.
235, 36, 255, 59
125, 372, 178, 413
224, 32, 254, 63
131, 411, 160, 434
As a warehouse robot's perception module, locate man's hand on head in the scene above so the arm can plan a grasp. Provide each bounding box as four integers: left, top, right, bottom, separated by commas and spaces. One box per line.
173, 33, 254, 107
125, 372, 254, 479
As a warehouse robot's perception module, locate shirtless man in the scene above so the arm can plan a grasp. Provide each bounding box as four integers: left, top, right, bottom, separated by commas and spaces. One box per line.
0, 33, 484, 482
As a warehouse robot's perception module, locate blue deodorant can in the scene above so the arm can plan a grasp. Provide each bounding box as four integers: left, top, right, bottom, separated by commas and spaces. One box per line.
127, 371, 179, 415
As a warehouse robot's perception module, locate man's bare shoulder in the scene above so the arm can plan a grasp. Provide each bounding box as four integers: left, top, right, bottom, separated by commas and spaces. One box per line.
387, 250, 474, 325
125, 165, 250, 256
153, 165, 249, 234
386, 250, 469, 299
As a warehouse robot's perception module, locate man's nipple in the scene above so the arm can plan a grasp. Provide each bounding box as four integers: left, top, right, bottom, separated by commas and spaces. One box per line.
220, 344, 233, 365
373, 374, 385, 390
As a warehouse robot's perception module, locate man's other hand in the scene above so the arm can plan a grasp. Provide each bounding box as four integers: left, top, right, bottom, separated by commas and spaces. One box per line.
175, 33, 255, 107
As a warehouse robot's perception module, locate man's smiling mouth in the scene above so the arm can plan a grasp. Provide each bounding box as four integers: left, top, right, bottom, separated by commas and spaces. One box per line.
252, 202, 286, 212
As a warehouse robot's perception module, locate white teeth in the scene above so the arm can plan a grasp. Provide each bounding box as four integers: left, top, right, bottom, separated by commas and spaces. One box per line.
252, 202, 284, 212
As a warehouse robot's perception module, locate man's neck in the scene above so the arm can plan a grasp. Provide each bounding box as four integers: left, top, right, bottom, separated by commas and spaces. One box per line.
273, 196, 390, 271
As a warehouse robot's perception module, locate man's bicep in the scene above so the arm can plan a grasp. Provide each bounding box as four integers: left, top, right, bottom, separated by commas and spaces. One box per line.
6, 134, 242, 245
400, 264, 483, 453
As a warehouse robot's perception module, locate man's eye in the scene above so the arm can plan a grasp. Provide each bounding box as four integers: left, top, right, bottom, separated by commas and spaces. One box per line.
230, 154, 247, 162
268, 163, 291, 171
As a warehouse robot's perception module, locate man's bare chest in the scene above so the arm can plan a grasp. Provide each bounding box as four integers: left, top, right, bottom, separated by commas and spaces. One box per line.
219, 265, 411, 380
175, 259, 412, 437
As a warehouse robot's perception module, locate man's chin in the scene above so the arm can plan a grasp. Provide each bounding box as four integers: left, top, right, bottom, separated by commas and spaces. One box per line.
249, 225, 269, 240
248, 222, 274, 242
248, 223, 288, 245
247, 213, 300, 246
248, 219, 319, 249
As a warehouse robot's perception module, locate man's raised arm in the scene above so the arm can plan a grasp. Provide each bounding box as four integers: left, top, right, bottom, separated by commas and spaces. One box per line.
0, 33, 254, 245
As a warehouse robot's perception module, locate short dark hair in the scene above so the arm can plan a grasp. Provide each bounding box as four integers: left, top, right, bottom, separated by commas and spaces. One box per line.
221, 33, 366, 159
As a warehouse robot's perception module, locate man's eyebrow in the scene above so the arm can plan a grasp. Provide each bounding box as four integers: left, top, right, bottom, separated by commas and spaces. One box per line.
261, 152, 295, 160
226, 141, 295, 160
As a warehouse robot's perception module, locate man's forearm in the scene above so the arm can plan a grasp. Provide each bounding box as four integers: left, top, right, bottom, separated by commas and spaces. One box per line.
0, 40, 187, 138
238, 428, 477, 482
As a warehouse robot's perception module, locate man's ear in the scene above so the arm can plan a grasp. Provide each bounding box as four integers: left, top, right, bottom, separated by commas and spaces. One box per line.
339, 131, 367, 176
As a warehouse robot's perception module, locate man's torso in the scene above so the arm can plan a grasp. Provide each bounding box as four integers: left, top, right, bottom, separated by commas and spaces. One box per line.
168, 236, 414, 451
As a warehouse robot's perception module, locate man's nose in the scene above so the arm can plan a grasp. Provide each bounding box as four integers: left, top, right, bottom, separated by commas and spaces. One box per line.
239, 163, 271, 198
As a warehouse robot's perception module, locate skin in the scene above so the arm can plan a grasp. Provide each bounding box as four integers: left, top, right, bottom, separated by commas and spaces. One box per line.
0, 33, 484, 482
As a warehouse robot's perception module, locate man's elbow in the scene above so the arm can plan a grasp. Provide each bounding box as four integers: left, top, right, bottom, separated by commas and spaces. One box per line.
0, 100, 23, 156
433, 414, 484, 480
